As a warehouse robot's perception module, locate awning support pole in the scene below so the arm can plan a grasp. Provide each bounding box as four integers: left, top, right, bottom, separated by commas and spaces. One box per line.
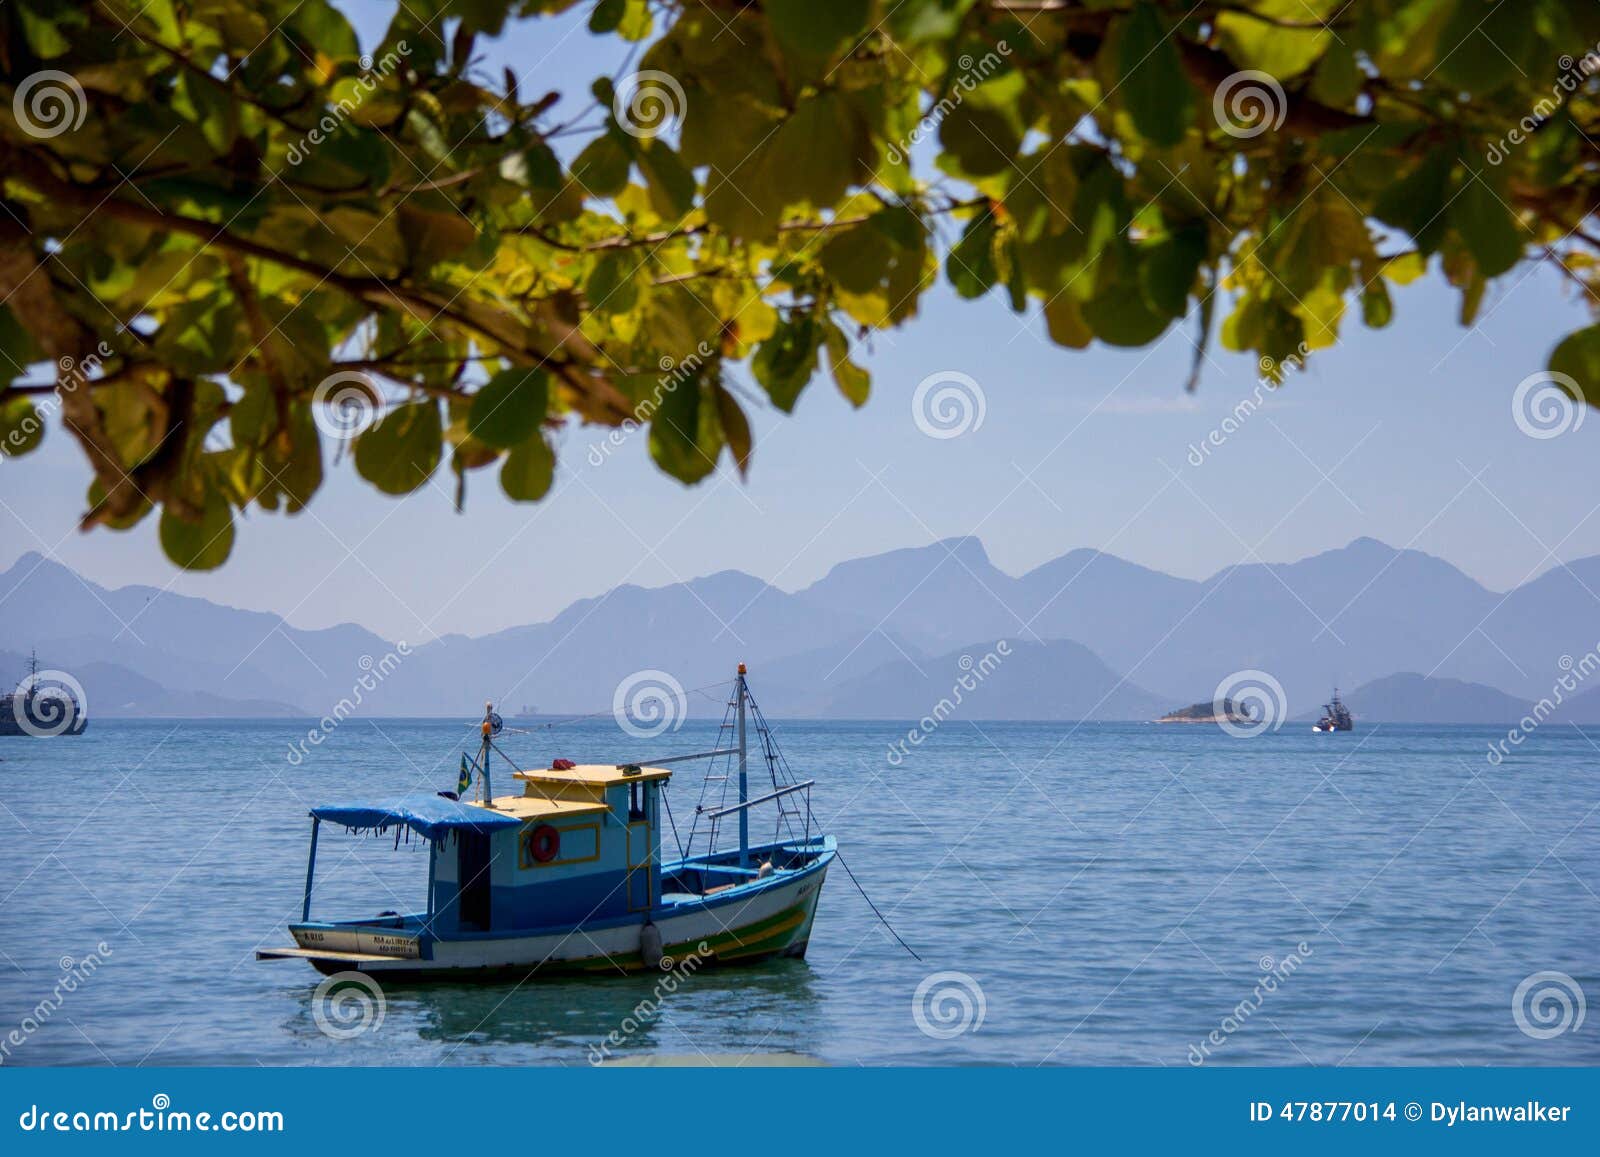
426, 838, 437, 919
301, 816, 320, 921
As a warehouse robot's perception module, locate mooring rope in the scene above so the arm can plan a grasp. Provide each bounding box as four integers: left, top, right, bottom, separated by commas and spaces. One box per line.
835, 849, 921, 961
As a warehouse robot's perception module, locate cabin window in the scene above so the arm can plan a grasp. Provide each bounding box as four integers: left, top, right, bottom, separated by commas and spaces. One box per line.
628, 781, 648, 822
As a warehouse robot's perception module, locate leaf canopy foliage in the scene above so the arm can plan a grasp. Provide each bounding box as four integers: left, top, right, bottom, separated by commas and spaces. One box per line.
1, 0, 1598, 568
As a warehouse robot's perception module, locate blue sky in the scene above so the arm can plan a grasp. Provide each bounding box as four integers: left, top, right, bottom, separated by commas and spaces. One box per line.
2, 5, 1596, 643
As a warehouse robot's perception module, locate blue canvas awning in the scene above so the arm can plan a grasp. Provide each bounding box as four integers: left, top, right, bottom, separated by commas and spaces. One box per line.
311, 793, 522, 842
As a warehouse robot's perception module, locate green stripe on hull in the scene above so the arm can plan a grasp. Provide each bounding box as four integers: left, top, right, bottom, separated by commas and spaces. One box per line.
573, 893, 819, 973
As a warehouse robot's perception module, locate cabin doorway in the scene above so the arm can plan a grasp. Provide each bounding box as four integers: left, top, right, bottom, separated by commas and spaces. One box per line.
627, 820, 652, 911
456, 831, 492, 931
626, 780, 653, 911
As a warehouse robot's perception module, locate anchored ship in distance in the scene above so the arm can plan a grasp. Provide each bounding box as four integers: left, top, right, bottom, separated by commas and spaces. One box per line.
1313, 688, 1354, 732
1, 652, 87, 737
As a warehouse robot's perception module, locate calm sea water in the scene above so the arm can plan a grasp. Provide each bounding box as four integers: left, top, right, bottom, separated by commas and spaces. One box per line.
1, 716, 1596, 1067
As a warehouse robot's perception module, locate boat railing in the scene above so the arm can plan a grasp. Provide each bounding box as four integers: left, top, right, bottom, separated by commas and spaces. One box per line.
699, 780, 814, 820
625, 748, 738, 767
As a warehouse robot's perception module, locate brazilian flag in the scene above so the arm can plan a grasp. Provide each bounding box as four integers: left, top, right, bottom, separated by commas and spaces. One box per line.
457, 754, 472, 797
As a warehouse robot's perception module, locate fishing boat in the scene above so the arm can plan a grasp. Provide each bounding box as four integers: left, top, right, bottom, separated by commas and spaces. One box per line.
1312, 688, 1354, 732
258, 665, 834, 979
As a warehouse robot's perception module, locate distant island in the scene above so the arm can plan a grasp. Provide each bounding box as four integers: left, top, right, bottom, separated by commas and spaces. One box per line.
1155, 698, 1255, 724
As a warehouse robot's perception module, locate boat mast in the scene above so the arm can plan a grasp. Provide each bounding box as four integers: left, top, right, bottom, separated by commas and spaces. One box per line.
479, 700, 495, 807
736, 663, 749, 866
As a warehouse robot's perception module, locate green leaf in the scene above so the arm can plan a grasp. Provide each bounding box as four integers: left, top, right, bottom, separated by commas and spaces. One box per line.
1, 397, 44, 458
1083, 285, 1170, 347
1074, 154, 1132, 266
355, 400, 443, 494
765, 0, 870, 63
1372, 147, 1453, 255
589, 0, 624, 33
0, 304, 41, 375
1215, 4, 1333, 81
499, 435, 555, 501
1043, 296, 1092, 349
1140, 224, 1207, 318
159, 491, 235, 571
1549, 325, 1600, 401
1361, 282, 1393, 329
1296, 273, 1347, 350
938, 103, 1020, 177
397, 205, 478, 269
821, 206, 929, 327
288, 1, 360, 59
571, 132, 632, 198
253, 401, 324, 514
1436, 0, 1534, 96
947, 215, 999, 299
823, 322, 870, 407
468, 368, 548, 450
635, 139, 696, 219
767, 95, 873, 209
18, 3, 74, 58
229, 383, 273, 448
680, 91, 779, 173
1004, 235, 1028, 313
752, 316, 820, 412
821, 225, 895, 295
1310, 41, 1362, 107
585, 252, 641, 315
523, 141, 584, 222
712, 384, 753, 477
297, 119, 392, 186
1451, 168, 1524, 278
617, 0, 653, 41
648, 379, 722, 484
87, 478, 151, 531
703, 158, 783, 240
1016, 231, 1087, 297
1119, 3, 1193, 148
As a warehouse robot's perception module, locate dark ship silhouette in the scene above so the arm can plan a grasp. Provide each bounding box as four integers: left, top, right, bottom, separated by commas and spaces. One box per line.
1, 652, 87, 737
1313, 688, 1353, 732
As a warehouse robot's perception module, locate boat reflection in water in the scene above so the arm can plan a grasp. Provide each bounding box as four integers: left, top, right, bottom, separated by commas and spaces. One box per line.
377, 957, 827, 1062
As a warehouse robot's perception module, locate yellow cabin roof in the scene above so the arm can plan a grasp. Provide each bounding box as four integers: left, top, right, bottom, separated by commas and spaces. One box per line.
466, 763, 672, 821
480, 794, 610, 821
512, 763, 672, 786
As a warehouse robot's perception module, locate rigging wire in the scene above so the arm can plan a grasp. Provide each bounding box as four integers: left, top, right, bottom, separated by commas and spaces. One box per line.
687, 684, 738, 856
745, 690, 804, 845
659, 781, 686, 863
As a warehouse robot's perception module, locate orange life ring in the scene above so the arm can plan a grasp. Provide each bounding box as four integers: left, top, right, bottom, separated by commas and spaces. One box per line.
529, 824, 560, 863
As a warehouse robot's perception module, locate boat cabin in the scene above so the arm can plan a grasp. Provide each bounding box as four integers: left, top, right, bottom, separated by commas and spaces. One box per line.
303, 763, 672, 941
440, 763, 670, 932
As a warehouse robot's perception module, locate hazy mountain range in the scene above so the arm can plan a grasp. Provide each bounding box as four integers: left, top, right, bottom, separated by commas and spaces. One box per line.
2, 537, 1598, 723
